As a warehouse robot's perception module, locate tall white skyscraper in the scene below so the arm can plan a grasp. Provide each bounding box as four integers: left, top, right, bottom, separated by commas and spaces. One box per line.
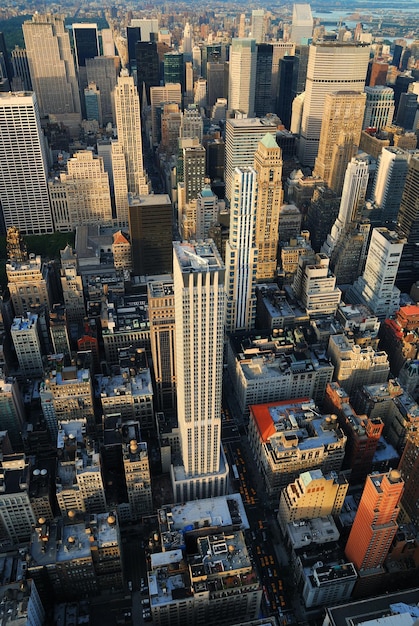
372, 147, 409, 223
23, 13, 81, 120
171, 241, 229, 501
347, 228, 406, 320
251, 9, 266, 43
297, 42, 370, 166
0, 92, 53, 234
225, 167, 258, 332
291, 4, 313, 44
322, 157, 369, 257
129, 18, 159, 42
225, 117, 278, 200
228, 38, 257, 117
114, 71, 149, 196
183, 22, 192, 55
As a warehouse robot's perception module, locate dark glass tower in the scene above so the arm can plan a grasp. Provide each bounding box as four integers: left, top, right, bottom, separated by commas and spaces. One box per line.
254, 44, 273, 117
164, 52, 184, 92
277, 55, 295, 129
136, 41, 160, 103
127, 26, 141, 73
73, 24, 99, 69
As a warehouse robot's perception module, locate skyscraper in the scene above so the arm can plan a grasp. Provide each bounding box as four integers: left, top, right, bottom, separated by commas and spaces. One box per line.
276, 55, 296, 129
347, 227, 405, 320
114, 71, 149, 196
251, 9, 266, 43
171, 241, 228, 501
72, 23, 99, 91
363, 86, 395, 130
345, 470, 404, 572
86, 55, 119, 125
0, 92, 53, 234
225, 167, 258, 332
225, 117, 278, 200
372, 147, 409, 223
396, 154, 419, 290
23, 13, 81, 121
291, 4, 313, 44
164, 52, 184, 93
254, 134, 283, 282
129, 194, 173, 276
398, 427, 419, 524
254, 44, 273, 117
297, 42, 370, 166
183, 144, 206, 204
135, 41, 159, 104
228, 38, 257, 116
313, 91, 366, 194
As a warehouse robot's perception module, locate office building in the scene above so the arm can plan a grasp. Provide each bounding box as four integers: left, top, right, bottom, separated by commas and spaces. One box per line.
0, 31, 13, 86
271, 42, 296, 104
11, 46, 32, 91
276, 56, 295, 128
72, 23, 99, 91
40, 362, 95, 441
225, 117, 278, 200
196, 186, 222, 240
363, 86, 395, 130
248, 399, 346, 496
100, 296, 150, 366
396, 153, 419, 291
345, 470, 404, 572
292, 253, 341, 316
130, 17, 159, 43
114, 71, 149, 196
180, 105, 203, 143
324, 382, 385, 484
0, 377, 25, 450
0, 453, 36, 544
297, 42, 370, 166
122, 437, 153, 521
254, 44, 273, 117
395, 92, 418, 130
398, 427, 419, 524
59, 245, 85, 323
0, 92, 53, 234
347, 228, 405, 320
126, 25, 140, 73
6, 254, 51, 317
129, 193, 173, 276
150, 84, 182, 145
291, 4, 313, 44
49, 304, 71, 357
278, 469, 348, 534
86, 56, 119, 125
11, 314, 43, 378
225, 167, 258, 332
171, 241, 228, 502
313, 91, 366, 194
228, 39, 257, 117
226, 333, 334, 416
251, 9, 266, 43
371, 147, 409, 223
84, 82, 101, 123
148, 279, 176, 413
327, 332, 389, 396
23, 13, 81, 121
49, 150, 113, 230
183, 143, 206, 204
207, 62, 225, 108
164, 52, 184, 93
136, 41, 160, 104
252, 136, 283, 283
110, 140, 130, 227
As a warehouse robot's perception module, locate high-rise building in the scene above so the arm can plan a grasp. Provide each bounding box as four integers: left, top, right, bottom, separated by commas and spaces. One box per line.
196, 185, 222, 241
297, 42, 370, 166
122, 435, 153, 521
225, 117, 278, 200
0, 32, 13, 87
49, 150, 113, 230
11, 46, 32, 91
313, 91, 366, 193
183, 143, 206, 204
228, 38, 257, 116
126, 25, 140, 73
293, 253, 341, 316
251, 9, 266, 43
72, 23, 99, 70
0, 454, 36, 544
291, 4, 313, 44
371, 147, 409, 223
6, 253, 51, 317
129, 194, 173, 276
86, 56, 119, 125
59, 245, 85, 323
207, 62, 225, 108
23, 13, 81, 121
276, 55, 296, 128
130, 18, 159, 43
0, 92, 53, 234
180, 105, 203, 143
271, 41, 296, 104
182, 22, 192, 56
11, 314, 43, 378
345, 470, 404, 572
253, 134, 283, 282
171, 241, 228, 501
84, 82, 102, 123
397, 154, 419, 291
363, 86, 395, 130
147, 278, 176, 413
347, 228, 405, 320
254, 43, 273, 117
225, 167, 258, 332
135, 41, 159, 104
150, 83, 182, 145
395, 92, 418, 130
114, 71, 149, 196
164, 52, 184, 92
398, 426, 419, 524
0, 377, 25, 450
101, 28, 115, 57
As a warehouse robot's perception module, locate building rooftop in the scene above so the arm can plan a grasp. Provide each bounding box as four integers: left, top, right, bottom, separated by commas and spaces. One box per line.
286, 515, 340, 550
0, 580, 42, 625
325, 588, 419, 626
11, 315, 38, 332
173, 240, 224, 272
95, 369, 153, 400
